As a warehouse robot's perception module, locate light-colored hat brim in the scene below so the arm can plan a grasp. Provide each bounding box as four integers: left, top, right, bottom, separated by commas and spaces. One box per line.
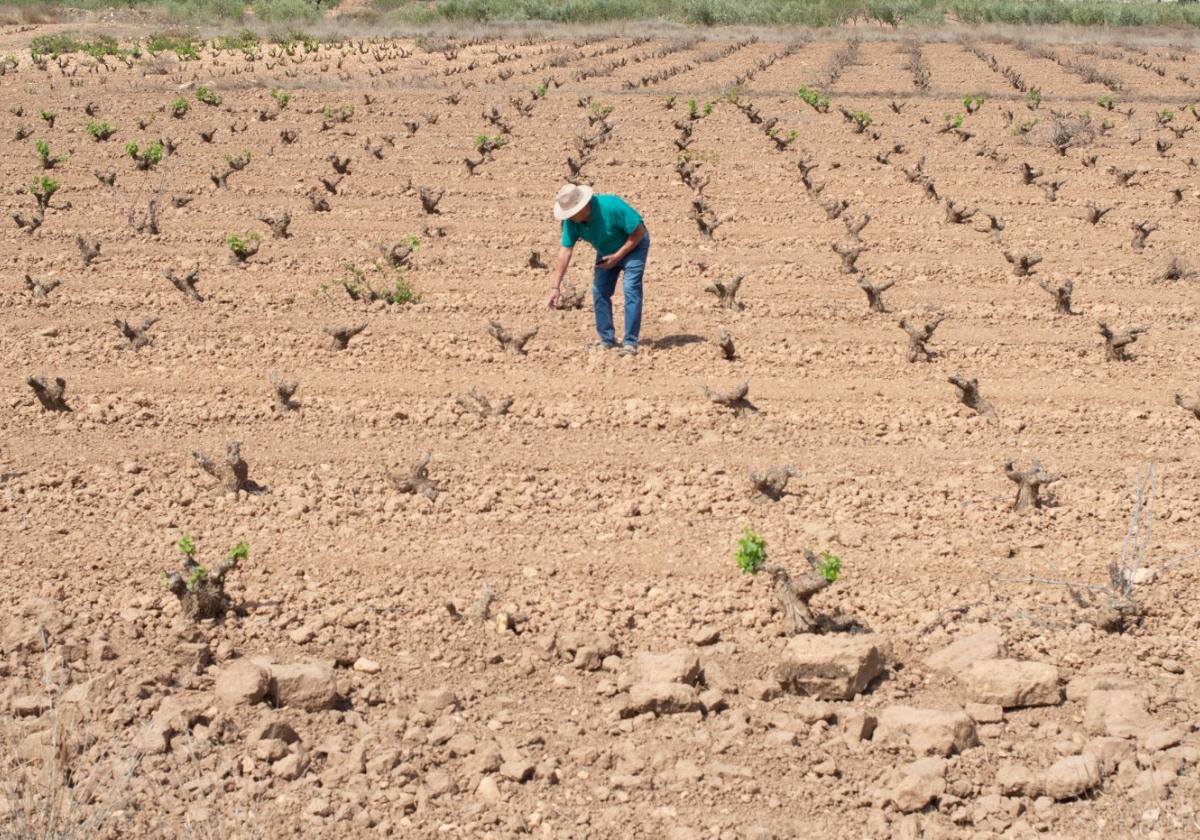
553, 185, 593, 221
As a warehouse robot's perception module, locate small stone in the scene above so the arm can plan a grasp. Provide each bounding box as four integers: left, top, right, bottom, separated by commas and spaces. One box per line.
477, 775, 503, 801
691, 625, 720, 646
500, 760, 535, 782
305, 797, 332, 817
424, 768, 457, 798
352, 657, 381, 674
417, 687, 459, 715
288, 626, 315, 644
743, 678, 782, 701
813, 759, 838, 776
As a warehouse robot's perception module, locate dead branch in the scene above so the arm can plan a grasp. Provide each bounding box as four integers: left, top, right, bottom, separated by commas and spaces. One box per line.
487, 320, 538, 355
1005, 459, 1059, 511
164, 549, 241, 621
114, 316, 159, 349
1175, 390, 1200, 421
749, 465, 798, 501
704, 275, 744, 310
944, 198, 977, 224
390, 452, 439, 500
899, 314, 944, 362
948, 373, 996, 420
164, 265, 202, 301
419, 187, 444, 214
716, 329, 736, 361
24, 274, 59, 299
703, 380, 755, 415
1098, 321, 1148, 362
268, 371, 300, 411
456, 388, 513, 418
1003, 250, 1042, 278
325, 322, 367, 351
76, 235, 100, 266
1130, 220, 1158, 251
554, 279, 586, 310
832, 242, 865, 274
26, 374, 69, 412
257, 210, 291, 239
857, 275, 893, 313
193, 441, 255, 494
1038, 277, 1076, 314
764, 550, 834, 635
1084, 202, 1111, 225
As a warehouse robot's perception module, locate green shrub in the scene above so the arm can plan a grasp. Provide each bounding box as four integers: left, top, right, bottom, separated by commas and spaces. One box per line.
963, 93, 985, 114
30, 175, 60, 206
146, 32, 200, 61
734, 526, 767, 574
815, 550, 842, 583
170, 97, 190, 117
1096, 94, 1115, 111
39, 109, 55, 126
86, 120, 116, 141
126, 140, 164, 169
270, 87, 291, 108
35, 138, 66, 168
798, 85, 831, 112
178, 534, 196, 557
322, 103, 354, 122
195, 86, 222, 106
1025, 87, 1043, 109
226, 231, 261, 257
215, 30, 259, 52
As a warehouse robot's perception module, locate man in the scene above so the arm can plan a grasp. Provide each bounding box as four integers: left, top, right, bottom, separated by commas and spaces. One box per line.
545, 183, 649, 356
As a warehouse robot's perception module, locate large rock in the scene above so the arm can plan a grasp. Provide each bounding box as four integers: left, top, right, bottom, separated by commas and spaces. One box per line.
630, 650, 703, 686
775, 634, 888, 701
959, 659, 1062, 708
875, 705, 979, 757
215, 660, 270, 708
1041, 754, 1103, 801
269, 663, 338, 712
621, 682, 701, 717
1084, 689, 1151, 738
924, 625, 1004, 674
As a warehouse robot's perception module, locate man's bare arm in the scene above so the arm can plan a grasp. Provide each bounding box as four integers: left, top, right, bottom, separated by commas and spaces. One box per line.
545, 245, 573, 309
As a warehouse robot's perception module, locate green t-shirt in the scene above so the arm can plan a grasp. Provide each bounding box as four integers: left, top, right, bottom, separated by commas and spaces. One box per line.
561, 194, 642, 257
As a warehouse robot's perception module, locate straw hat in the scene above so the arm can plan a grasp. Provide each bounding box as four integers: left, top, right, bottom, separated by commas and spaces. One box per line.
552, 183, 593, 221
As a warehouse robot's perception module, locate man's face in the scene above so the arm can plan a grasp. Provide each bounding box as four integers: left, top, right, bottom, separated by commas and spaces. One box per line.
569, 202, 591, 223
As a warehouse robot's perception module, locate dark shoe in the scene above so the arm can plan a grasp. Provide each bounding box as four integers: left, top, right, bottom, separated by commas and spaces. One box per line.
618, 344, 638, 356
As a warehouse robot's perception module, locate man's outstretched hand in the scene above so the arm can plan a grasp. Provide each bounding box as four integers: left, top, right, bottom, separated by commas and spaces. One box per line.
544, 287, 561, 309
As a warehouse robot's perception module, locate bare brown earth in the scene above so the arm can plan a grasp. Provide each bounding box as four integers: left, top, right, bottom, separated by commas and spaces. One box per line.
2, 23, 1200, 840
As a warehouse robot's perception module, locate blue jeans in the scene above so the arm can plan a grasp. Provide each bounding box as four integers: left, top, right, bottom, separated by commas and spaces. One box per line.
592, 234, 649, 348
